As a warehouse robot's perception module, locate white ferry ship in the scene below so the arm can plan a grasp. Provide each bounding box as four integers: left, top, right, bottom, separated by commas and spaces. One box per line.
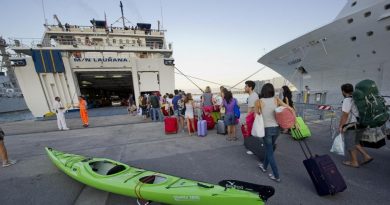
258, 0, 390, 105
8, 3, 175, 117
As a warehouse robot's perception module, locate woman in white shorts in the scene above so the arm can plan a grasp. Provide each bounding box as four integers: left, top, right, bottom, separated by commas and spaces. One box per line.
184, 93, 196, 136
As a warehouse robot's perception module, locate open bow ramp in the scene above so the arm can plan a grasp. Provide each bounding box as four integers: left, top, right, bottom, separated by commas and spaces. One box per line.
45, 147, 274, 205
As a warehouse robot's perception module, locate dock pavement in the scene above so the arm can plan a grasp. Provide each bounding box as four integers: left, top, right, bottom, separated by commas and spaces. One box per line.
0, 106, 389, 205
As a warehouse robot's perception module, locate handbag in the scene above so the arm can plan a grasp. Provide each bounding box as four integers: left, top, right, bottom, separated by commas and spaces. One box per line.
275, 106, 296, 129
330, 134, 345, 156
220, 107, 226, 114
251, 113, 265, 138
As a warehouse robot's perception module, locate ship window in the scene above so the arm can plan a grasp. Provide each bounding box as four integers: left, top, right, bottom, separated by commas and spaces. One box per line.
386, 25, 390, 31
113, 39, 116, 44
366, 31, 374, 36
350, 36, 357, 41
351, 1, 357, 7
119, 39, 123, 44
126, 39, 129, 44
356, 54, 360, 58
364, 11, 371, 17
385, 4, 390, 10
372, 50, 376, 54
106, 39, 109, 44
347, 18, 354, 24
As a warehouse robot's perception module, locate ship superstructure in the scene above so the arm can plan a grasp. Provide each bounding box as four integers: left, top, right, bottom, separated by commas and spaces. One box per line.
9, 6, 174, 117
259, 0, 390, 105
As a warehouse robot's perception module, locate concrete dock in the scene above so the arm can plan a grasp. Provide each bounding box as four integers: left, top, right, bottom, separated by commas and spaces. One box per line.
0, 107, 389, 205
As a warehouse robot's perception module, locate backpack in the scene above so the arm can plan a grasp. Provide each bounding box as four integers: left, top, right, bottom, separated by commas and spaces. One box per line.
233, 99, 240, 119
352, 79, 389, 128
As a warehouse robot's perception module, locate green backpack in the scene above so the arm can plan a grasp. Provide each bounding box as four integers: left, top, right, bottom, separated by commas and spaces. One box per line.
352, 79, 389, 128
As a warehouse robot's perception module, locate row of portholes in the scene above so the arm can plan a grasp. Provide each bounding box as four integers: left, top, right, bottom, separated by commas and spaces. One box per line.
351, 1, 390, 10
349, 3, 390, 23
350, 25, 390, 42
347, 11, 371, 24
356, 49, 377, 58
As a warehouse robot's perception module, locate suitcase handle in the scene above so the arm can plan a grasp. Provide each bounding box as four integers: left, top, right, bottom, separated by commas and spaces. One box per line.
298, 140, 314, 159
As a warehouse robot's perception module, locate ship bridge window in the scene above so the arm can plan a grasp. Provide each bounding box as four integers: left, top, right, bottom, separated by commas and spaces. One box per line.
351, 1, 357, 7
385, 4, 390, 10
364, 11, 371, 17
366, 31, 374, 36
350, 36, 357, 41
347, 18, 354, 24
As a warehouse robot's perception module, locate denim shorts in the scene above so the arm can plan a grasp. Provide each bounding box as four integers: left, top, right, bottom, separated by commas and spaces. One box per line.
224, 113, 237, 126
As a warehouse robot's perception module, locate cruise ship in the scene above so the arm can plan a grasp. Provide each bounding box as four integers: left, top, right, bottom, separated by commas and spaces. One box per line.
258, 0, 390, 105
8, 2, 175, 117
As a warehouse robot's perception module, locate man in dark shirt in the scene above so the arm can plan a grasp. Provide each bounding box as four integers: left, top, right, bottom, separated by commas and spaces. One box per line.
172, 89, 185, 131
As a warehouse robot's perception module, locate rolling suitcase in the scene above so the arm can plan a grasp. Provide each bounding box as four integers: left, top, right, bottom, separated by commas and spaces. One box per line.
189, 118, 198, 133
164, 117, 178, 134
291, 117, 311, 140
197, 120, 207, 137
244, 136, 275, 162
298, 140, 347, 196
217, 120, 227, 135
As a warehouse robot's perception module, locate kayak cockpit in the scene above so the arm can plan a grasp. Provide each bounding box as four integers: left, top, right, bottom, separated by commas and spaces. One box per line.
89, 161, 128, 176
139, 175, 167, 184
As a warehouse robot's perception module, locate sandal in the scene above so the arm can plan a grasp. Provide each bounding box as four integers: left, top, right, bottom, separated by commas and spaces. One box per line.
342, 161, 359, 168
361, 158, 373, 165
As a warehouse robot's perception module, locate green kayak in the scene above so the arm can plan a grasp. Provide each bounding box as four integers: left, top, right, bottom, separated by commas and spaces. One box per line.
45, 147, 274, 205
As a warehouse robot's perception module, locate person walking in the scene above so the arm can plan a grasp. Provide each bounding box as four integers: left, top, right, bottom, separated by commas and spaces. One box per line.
139, 94, 148, 119
0, 127, 17, 167
78, 96, 89, 127
244, 81, 258, 154
223, 90, 238, 141
257, 83, 290, 182
339, 83, 373, 168
53, 97, 70, 131
184, 93, 196, 136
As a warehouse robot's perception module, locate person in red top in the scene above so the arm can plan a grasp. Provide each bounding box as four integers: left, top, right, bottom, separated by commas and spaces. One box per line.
78, 96, 89, 127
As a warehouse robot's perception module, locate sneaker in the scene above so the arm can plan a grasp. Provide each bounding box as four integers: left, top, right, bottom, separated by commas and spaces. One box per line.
2, 159, 17, 167
258, 163, 267, 173
268, 174, 281, 182
246, 150, 254, 155
63, 128, 70, 131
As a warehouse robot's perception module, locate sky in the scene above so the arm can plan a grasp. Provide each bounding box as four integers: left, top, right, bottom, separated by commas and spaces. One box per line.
0, 0, 346, 93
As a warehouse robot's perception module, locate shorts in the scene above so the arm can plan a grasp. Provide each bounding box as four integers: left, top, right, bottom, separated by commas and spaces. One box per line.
344, 129, 362, 151
224, 113, 237, 126
174, 110, 184, 117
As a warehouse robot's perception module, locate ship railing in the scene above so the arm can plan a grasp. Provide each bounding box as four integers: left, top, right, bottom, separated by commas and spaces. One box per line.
8, 38, 172, 51
45, 24, 166, 35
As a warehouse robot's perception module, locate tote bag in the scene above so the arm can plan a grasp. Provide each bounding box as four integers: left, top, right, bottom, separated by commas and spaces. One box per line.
251, 114, 265, 138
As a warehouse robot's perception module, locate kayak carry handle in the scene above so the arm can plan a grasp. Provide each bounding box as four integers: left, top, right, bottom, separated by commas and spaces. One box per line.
219, 180, 275, 201
197, 183, 214, 188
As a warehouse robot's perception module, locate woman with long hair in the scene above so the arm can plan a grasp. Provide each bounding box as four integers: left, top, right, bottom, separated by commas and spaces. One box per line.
184, 93, 196, 136
202, 86, 215, 116
223, 90, 238, 140
281, 86, 294, 108
256, 83, 290, 182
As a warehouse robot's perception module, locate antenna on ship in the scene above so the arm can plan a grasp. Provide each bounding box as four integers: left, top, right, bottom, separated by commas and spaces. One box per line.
111, 1, 132, 29
41, 0, 48, 26
120, 1, 126, 28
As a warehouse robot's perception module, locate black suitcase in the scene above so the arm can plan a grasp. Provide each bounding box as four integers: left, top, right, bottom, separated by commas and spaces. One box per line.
298, 140, 347, 196
244, 136, 276, 162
